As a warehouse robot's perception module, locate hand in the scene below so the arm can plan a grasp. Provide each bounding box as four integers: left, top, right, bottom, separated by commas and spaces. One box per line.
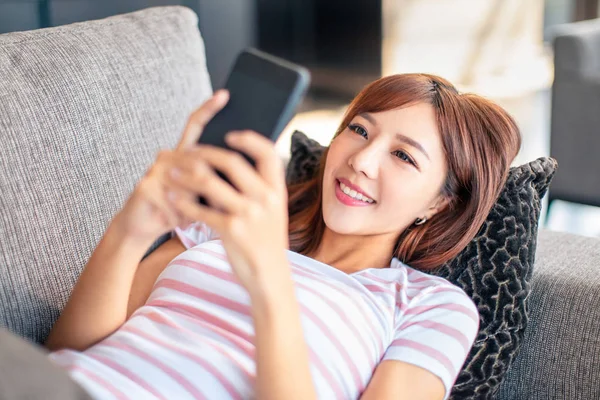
112, 90, 230, 247
165, 130, 290, 293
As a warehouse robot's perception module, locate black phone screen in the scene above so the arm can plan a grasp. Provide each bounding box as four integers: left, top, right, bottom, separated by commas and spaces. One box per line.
196, 49, 310, 207
199, 70, 290, 156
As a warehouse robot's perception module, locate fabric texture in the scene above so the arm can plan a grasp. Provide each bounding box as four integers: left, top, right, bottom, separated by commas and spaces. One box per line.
0, 6, 213, 343
285, 130, 558, 399
496, 229, 600, 400
0, 327, 92, 400
51, 221, 478, 399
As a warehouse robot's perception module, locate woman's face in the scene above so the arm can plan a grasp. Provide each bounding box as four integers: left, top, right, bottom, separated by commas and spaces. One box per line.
322, 102, 449, 237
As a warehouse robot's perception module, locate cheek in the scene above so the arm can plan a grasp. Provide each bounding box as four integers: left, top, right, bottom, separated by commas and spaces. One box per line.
380, 173, 432, 210
323, 141, 345, 178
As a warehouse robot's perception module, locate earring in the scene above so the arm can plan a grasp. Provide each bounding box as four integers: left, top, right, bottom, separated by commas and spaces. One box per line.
414, 217, 427, 225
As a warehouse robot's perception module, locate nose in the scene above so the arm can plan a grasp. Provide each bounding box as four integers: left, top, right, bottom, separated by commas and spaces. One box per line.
348, 141, 382, 180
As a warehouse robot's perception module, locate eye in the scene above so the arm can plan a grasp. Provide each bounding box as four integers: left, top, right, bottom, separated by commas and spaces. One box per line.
349, 123, 418, 168
393, 150, 417, 166
348, 124, 368, 138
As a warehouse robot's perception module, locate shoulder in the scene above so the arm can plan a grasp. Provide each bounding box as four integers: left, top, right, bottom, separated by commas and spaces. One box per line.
391, 258, 469, 294
383, 259, 480, 399
390, 257, 479, 324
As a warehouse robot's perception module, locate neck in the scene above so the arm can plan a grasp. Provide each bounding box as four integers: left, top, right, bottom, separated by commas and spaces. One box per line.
307, 227, 398, 274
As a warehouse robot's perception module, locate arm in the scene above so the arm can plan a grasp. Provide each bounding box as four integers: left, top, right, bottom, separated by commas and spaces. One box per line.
249, 258, 317, 400
45, 216, 184, 352
360, 360, 445, 400
45, 92, 230, 351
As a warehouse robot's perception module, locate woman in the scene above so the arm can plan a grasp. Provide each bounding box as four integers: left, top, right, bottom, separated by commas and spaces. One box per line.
46, 73, 521, 400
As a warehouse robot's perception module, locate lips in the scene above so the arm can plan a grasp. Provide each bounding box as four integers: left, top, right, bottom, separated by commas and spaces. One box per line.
336, 177, 376, 202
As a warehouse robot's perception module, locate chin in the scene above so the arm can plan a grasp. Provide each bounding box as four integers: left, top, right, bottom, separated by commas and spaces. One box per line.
322, 205, 363, 235
324, 219, 357, 235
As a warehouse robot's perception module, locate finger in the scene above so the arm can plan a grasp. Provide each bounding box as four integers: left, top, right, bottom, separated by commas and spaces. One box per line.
175, 90, 230, 151
146, 151, 199, 228
153, 148, 224, 214
166, 189, 227, 233
139, 177, 184, 228
225, 130, 286, 191
166, 155, 248, 214
185, 145, 267, 200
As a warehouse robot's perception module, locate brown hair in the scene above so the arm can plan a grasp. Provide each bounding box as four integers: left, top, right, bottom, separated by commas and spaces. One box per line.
287, 73, 521, 270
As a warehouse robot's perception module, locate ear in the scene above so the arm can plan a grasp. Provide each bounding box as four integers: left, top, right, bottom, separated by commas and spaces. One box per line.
426, 194, 451, 218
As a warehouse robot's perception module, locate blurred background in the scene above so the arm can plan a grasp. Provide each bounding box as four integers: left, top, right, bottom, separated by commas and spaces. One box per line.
1, 0, 599, 237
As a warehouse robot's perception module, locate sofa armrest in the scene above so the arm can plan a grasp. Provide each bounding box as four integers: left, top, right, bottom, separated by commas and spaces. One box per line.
552, 19, 600, 78
0, 328, 92, 400
497, 230, 600, 400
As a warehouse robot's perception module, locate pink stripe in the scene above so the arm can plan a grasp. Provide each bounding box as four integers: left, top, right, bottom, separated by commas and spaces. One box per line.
174, 227, 196, 249
148, 299, 254, 344
300, 283, 377, 369
159, 273, 377, 384
406, 285, 464, 302
201, 223, 210, 238
174, 253, 350, 398
137, 309, 254, 380
289, 261, 386, 356
103, 339, 207, 400
397, 319, 472, 352
191, 245, 383, 345
307, 347, 347, 399
410, 275, 437, 283
302, 305, 366, 392
404, 303, 479, 323
359, 271, 391, 284
390, 338, 457, 376
156, 278, 249, 315
143, 303, 347, 399
61, 363, 128, 400
140, 308, 255, 357
169, 258, 233, 281
187, 248, 386, 360
87, 352, 164, 398
362, 284, 395, 295
191, 247, 226, 259
122, 326, 245, 400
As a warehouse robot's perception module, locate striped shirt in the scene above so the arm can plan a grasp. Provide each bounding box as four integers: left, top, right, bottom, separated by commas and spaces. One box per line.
49, 221, 479, 400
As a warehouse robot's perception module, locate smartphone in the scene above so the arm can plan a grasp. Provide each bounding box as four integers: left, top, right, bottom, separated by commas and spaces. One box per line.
197, 48, 311, 206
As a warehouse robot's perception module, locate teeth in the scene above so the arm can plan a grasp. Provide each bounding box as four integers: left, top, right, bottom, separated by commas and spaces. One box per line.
339, 182, 374, 203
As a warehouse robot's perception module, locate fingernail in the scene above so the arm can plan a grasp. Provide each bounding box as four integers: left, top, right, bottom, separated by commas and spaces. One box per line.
225, 132, 236, 142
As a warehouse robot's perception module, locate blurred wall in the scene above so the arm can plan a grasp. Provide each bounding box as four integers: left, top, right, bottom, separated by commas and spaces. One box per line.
0, 0, 257, 90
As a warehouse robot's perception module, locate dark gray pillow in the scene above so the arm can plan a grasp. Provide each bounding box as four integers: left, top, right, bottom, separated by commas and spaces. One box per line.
286, 130, 558, 400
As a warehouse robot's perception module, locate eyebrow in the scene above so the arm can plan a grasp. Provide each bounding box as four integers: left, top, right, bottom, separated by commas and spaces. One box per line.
358, 113, 431, 161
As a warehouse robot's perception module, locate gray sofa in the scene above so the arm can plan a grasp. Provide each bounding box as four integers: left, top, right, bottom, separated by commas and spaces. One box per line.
549, 18, 600, 208
0, 6, 599, 400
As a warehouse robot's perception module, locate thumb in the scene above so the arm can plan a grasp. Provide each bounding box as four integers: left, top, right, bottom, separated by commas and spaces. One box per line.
176, 89, 230, 151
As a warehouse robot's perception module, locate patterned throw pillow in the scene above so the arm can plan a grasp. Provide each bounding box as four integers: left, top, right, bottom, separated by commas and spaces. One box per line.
285, 130, 558, 399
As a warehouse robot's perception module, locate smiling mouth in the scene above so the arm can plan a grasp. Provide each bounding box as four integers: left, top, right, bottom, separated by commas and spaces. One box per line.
335, 179, 376, 205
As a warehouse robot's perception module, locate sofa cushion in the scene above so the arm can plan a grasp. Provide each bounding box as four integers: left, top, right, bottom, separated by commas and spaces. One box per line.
0, 6, 213, 343
286, 129, 558, 399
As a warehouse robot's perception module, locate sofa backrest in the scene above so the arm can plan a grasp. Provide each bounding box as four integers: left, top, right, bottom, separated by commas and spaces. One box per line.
0, 6, 213, 343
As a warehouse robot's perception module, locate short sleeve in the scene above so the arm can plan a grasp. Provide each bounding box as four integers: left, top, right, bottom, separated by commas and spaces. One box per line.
382, 284, 480, 400
170, 221, 219, 249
